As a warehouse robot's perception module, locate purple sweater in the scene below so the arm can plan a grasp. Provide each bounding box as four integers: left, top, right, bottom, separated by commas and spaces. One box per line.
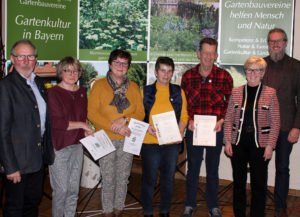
48, 85, 87, 150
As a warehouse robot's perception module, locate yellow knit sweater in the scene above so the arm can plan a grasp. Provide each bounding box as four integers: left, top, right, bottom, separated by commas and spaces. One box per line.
88, 77, 145, 140
142, 83, 188, 144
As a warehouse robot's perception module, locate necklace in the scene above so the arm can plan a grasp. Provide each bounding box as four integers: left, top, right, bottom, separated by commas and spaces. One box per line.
58, 83, 79, 100
66, 89, 76, 100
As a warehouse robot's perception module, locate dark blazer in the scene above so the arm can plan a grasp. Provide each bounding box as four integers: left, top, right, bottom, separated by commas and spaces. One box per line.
0, 70, 54, 175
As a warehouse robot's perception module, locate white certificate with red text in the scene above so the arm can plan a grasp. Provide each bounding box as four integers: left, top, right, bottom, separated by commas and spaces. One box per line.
193, 115, 216, 146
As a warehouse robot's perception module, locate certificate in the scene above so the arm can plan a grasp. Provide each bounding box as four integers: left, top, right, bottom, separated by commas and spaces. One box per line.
80, 130, 116, 160
193, 115, 216, 146
123, 118, 149, 155
152, 111, 182, 145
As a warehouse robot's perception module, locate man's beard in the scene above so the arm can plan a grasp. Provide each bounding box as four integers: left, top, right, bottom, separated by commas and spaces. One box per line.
269, 49, 285, 62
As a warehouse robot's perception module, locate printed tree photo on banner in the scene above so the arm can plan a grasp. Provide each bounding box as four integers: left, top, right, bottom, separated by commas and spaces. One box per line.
80, 62, 147, 94
150, 0, 219, 62
79, 0, 148, 61
147, 62, 195, 85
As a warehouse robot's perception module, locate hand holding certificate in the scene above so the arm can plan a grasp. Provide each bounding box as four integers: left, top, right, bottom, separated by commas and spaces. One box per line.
123, 118, 149, 155
80, 130, 116, 160
193, 115, 216, 146
152, 111, 182, 145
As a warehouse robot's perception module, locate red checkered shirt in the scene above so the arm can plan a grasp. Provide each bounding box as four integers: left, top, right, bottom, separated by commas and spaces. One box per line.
181, 64, 233, 121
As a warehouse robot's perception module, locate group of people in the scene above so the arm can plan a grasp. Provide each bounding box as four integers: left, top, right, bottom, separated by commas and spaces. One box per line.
0, 27, 299, 217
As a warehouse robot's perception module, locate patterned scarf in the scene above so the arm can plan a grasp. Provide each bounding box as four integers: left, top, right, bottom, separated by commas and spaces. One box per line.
107, 71, 130, 113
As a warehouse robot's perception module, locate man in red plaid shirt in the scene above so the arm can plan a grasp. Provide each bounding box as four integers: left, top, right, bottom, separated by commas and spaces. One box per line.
181, 38, 233, 217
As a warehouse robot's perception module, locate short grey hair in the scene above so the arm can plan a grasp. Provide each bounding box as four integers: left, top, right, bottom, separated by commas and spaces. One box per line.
10, 39, 38, 56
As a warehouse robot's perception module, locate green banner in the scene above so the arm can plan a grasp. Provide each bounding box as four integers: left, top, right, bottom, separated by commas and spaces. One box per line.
6, 0, 78, 60
219, 0, 294, 65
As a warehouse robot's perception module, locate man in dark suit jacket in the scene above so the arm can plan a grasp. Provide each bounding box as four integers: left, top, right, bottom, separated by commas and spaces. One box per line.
0, 39, 54, 217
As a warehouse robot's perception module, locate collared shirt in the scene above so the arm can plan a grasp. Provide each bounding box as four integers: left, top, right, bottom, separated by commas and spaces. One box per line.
181, 64, 233, 121
26, 73, 46, 136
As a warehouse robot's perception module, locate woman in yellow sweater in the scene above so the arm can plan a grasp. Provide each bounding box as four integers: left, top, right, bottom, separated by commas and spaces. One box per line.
141, 57, 188, 217
88, 50, 145, 217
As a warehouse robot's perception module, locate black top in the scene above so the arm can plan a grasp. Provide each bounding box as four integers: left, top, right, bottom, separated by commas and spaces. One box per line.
240, 85, 259, 142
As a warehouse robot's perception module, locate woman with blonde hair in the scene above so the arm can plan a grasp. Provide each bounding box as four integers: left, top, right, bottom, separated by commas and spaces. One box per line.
224, 56, 280, 217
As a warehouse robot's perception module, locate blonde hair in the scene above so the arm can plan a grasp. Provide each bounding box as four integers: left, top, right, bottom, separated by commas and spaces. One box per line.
56, 56, 82, 80
244, 56, 267, 70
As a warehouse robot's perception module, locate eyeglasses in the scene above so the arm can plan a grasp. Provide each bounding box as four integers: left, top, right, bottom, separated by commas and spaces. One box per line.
63, 69, 79, 75
12, 54, 36, 61
112, 61, 129, 67
245, 68, 264, 74
268, 39, 286, 45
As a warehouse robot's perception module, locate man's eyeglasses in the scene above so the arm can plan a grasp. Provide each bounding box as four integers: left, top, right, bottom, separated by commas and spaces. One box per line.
12, 55, 36, 61
63, 69, 79, 75
268, 39, 286, 45
245, 68, 264, 74
112, 61, 129, 67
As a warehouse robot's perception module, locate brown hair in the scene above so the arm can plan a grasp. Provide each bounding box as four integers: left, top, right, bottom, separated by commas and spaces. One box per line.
267, 28, 288, 42
155, 56, 175, 72
108, 49, 132, 67
56, 56, 82, 80
199, 37, 218, 51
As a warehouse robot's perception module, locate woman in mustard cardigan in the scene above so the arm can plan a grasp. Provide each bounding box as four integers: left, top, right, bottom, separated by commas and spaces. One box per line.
88, 50, 145, 217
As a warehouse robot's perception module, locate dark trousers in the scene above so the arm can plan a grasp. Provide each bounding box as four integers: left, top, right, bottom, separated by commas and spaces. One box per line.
141, 143, 180, 215
184, 129, 223, 210
231, 139, 269, 217
274, 130, 294, 210
3, 168, 44, 217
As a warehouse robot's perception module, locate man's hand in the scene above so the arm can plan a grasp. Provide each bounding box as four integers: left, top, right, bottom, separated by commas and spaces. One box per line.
188, 120, 194, 131
7, 171, 21, 184
214, 119, 224, 132
288, 128, 300, 143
